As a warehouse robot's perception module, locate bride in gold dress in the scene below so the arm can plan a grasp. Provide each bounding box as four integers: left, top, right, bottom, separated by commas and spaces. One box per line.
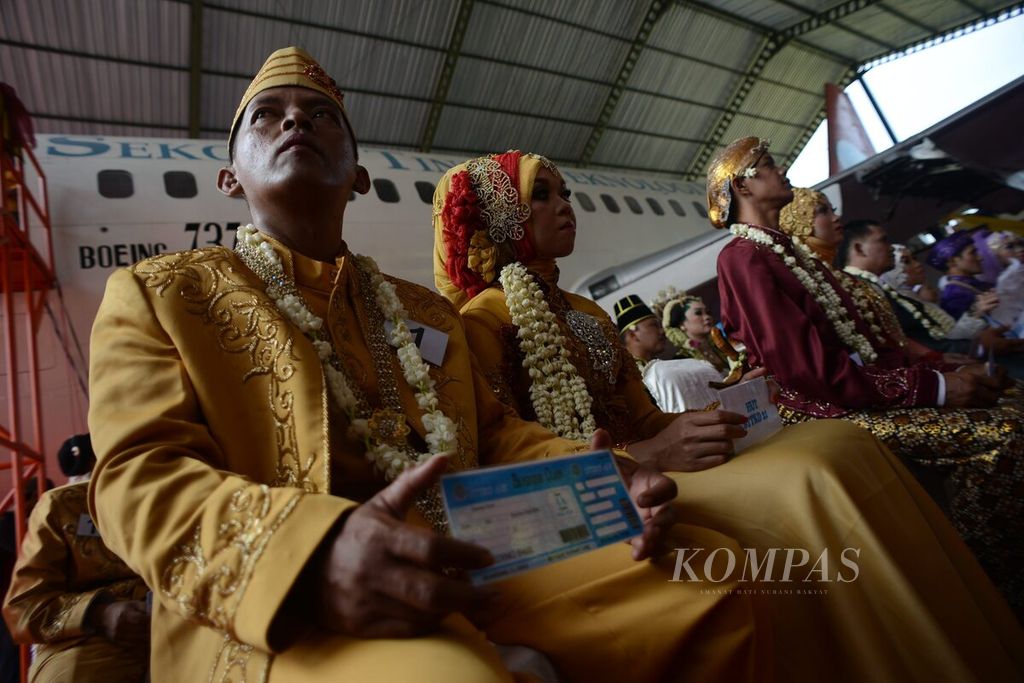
430, 150, 1023, 681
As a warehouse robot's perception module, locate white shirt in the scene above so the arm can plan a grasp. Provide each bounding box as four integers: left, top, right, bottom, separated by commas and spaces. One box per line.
640, 358, 723, 412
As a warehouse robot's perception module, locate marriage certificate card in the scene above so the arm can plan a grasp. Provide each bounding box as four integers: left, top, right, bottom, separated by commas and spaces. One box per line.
440, 450, 643, 584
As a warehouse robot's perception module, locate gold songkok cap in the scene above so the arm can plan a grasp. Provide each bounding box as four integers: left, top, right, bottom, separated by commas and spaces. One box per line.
779, 187, 827, 237
228, 46, 356, 158
705, 136, 770, 229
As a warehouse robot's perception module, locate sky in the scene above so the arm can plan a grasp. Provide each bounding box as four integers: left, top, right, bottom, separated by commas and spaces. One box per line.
787, 11, 1024, 187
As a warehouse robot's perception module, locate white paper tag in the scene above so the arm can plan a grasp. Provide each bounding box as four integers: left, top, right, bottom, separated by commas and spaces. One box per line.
849, 352, 864, 367
717, 377, 783, 453
384, 320, 449, 367
75, 513, 101, 537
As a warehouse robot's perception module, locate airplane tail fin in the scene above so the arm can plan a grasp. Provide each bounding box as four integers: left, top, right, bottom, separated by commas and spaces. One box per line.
825, 82, 876, 176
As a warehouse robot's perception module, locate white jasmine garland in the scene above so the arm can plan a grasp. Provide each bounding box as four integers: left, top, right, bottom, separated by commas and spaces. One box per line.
499, 262, 597, 440
235, 224, 455, 481
730, 223, 878, 362
844, 265, 953, 340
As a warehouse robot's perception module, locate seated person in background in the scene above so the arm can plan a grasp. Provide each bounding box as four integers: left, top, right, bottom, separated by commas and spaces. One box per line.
658, 295, 742, 377
88, 48, 766, 683
615, 294, 721, 411
3, 435, 149, 683
713, 136, 1024, 615
840, 221, 1024, 369
880, 242, 987, 342
778, 189, 946, 364
987, 230, 1024, 329
883, 244, 941, 302
930, 231, 998, 320
435, 146, 1024, 681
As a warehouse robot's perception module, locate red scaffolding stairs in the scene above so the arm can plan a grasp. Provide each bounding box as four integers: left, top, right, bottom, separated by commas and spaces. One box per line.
1, 137, 54, 681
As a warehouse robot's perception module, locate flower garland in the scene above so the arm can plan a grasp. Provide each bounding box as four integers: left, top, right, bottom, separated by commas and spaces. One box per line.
844, 265, 953, 340
498, 261, 597, 439
235, 224, 455, 481
730, 223, 878, 362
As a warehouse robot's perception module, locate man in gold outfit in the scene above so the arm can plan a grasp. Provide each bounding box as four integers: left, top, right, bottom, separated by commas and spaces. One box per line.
4, 435, 149, 682
86, 47, 764, 682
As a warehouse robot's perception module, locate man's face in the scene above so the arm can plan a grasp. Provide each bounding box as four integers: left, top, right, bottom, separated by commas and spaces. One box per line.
859, 225, 894, 274
738, 152, 793, 207
901, 251, 925, 286
630, 318, 667, 357
226, 86, 364, 201
950, 244, 982, 275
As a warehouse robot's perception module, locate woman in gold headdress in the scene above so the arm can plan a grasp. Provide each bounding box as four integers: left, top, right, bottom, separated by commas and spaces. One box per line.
713, 140, 1024, 616
433, 149, 1024, 681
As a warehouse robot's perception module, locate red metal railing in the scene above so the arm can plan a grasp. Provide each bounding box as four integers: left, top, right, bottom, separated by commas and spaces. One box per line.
1, 140, 53, 683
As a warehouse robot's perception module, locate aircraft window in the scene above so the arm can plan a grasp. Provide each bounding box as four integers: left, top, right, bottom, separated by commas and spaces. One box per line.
373, 178, 400, 203
624, 196, 643, 215
668, 199, 686, 217
98, 170, 134, 199
600, 194, 620, 214
575, 192, 595, 212
164, 171, 197, 199
647, 198, 664, 216
415, 181, 435, 204
692, 201, 708, 218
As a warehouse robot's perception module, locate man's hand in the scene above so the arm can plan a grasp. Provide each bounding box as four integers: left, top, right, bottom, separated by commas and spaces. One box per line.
591, 430, 676, 562
978, 326, 1024, 356
972, 291, 999, 315
626, 411, 746, 472
311, 455, 493, 639
88, 599, 149, 647
943, 369, 1005, 407
943, 352, 980, 366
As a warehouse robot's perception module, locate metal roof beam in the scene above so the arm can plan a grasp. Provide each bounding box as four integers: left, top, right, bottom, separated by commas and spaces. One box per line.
683, 0, 881, 180
2, 40, 798, 138
32, 112, 189, 131
196, 1, 445, 55
485, 0, 850, 83
780, 1, 1024, 176
188, 0, 203, 138
419, 0, 474, 152
856, 1, 1024, 70
780, 66, 858, 168
579, 0, 669, 165
953, 0, 985, 13
874, 2, 936, 34
769, 0, 897, 50
0, 39, 187, 72
674, 0, 855, 65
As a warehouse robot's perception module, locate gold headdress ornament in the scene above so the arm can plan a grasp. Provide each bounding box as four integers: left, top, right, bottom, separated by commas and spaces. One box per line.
705, 136, 770, 229
228, 46, 356, 159
779, 187, 827, 237
433, 151, 558, 310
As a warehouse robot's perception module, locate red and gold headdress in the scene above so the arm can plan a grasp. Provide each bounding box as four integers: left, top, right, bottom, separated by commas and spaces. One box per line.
433, 151, 558, 309
705, 137, 770, 229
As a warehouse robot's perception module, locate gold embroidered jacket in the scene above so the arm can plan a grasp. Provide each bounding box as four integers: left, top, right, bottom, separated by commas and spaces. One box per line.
87, 245, 580, 682
3, 483, 147, 656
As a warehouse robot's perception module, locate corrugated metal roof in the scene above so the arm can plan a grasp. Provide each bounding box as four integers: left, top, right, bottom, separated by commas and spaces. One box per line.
2, 0, 1019, 177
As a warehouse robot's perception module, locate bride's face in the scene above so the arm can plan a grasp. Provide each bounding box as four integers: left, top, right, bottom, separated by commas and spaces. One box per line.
528, 167, 577, 260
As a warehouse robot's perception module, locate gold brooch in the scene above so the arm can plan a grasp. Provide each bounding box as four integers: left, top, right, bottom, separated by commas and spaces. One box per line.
368, 408, 411, 447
